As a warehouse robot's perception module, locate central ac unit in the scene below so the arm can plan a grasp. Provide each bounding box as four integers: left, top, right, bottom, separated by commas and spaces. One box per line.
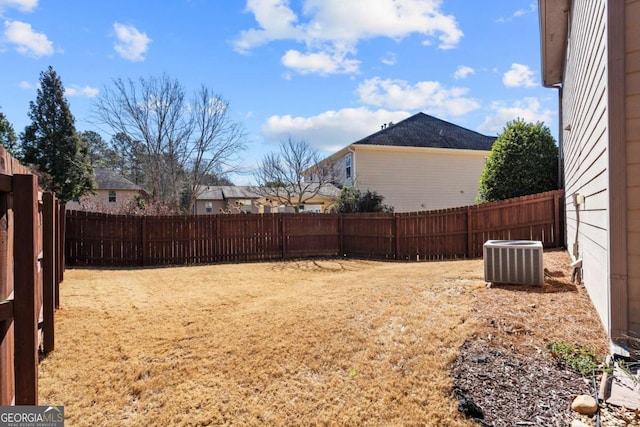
483, 240, 544, 286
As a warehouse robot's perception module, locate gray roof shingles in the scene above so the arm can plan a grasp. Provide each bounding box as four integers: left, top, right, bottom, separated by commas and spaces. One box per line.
353, 112, 495, 151
94, 168, 144, 191
196, 184, 340, 201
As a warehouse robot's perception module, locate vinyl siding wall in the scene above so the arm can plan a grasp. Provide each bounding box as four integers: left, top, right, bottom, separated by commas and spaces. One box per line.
353, 146, 488, 212
562, 0, 610, 331
626, 0, 640, 332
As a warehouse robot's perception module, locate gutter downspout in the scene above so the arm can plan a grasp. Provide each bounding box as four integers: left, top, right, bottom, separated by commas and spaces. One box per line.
555, 85, 564, 192
542, 83, 564, 194
542, 83, 567, 250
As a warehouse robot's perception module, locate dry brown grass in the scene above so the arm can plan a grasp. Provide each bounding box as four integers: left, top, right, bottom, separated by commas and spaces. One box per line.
39, 259, 485, 426
38, 251, 607, 426
468, 249, 609, 356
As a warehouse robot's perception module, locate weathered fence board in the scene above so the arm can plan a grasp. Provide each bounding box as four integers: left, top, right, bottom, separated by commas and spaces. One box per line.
66, 190, 564, 267
13, 174, 40, 405
42, 193, 55, 353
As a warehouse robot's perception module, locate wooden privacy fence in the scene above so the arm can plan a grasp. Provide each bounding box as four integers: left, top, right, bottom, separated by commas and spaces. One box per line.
0, 147, 65, 406
66, 190, 564, 267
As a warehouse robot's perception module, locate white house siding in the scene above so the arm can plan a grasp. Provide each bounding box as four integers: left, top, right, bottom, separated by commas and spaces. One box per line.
325, 149, 354, 188
626, 0, 640, 332
353, 146, 488, 213
562, 0, 610, 331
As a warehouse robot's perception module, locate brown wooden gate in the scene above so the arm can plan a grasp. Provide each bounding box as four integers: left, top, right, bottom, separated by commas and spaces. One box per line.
0, 147, 64, 405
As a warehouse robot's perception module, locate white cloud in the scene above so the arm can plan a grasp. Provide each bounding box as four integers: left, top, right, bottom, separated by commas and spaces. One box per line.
113, 22, 151, 62
380, 51, 396, 66
503, 63, 537, 88
234, 0, 463, 75
454, 65, 474, 80
513, 2, 537, 17
478, 97, 555, 134
18, 80, 33, 89
65, 84, 99, 98
262, 107, 411, 152
0, 0, 37, 12
233, 0, 302, 52
3, 19, 52, 57
497, 2, 537, 22
281, 49, 360, 75
357, 77, 480, 117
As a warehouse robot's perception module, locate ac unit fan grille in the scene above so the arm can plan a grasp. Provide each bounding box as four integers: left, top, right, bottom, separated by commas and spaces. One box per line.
483, 241, 543, 286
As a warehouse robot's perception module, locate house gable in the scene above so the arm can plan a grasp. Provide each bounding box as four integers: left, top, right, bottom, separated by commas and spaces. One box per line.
94, 168, 145, 192
311, 112, 495, 212
353, 112, 495, 151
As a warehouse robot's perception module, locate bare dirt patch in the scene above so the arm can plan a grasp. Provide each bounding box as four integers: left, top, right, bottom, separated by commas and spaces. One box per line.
38, 251, 607, 426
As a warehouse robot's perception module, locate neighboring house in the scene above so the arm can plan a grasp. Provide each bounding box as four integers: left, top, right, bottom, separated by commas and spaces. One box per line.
539, 0, 639, 352
194, 186, 261, 214
66, 168, 146, 211
308, 112, 495, 212
194, 184, 340, 214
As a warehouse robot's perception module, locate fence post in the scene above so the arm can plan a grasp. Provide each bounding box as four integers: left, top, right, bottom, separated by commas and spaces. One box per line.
394, 214, 399, 260
57, 204, 65, 286
13, 174, 39, 405
466, 206, 473, 258
141, 216, 147, 267
0, 166, 14, 405
42, 192, 55, 354
54, 200, 61, 309
215, 215, 221, 262
339, 215, 344, 256
281, 215, 287, 259
554, 191, 560, 248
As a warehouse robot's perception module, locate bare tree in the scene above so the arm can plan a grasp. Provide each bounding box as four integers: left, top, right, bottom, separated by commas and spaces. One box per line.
253, 137, 335, 212
92, 74, 245, 210
92, 74, 188, 205
184, 86, 246, 213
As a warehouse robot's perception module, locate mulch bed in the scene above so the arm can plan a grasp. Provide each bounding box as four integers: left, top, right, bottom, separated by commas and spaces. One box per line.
452, 339, 593, 426
451, 249, 609, 426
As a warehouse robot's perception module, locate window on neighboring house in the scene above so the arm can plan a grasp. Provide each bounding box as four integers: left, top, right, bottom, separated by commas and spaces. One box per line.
108, 191, 116, 203
238, 199, 252, 213
345, 153, 352, 179
205, 201, 213, 213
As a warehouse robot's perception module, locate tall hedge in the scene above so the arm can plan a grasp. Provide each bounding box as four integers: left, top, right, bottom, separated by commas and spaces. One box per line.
479, 119, 558, 202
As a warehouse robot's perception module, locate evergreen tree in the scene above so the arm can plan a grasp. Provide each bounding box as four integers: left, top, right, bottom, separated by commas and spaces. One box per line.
20, 66, 96, 202
0, 111, 19, 158
478, 119, 558, 202
80, 130, 118, 168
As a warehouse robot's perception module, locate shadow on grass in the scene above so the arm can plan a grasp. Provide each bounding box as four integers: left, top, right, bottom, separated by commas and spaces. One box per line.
489, 276, 579, 294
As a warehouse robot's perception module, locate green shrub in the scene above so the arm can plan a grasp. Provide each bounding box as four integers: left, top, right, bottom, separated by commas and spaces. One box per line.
479, 119, 558, 202
548, 341, 599, 376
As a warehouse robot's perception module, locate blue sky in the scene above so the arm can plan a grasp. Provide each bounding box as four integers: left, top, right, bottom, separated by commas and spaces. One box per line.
0, 0, 556, 184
